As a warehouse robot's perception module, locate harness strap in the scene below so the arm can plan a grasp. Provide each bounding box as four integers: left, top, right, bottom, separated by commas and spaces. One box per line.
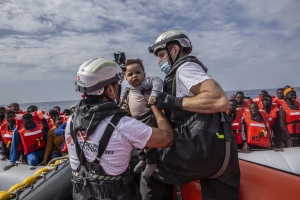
210, 141, 230, 178
70, 117, 86, 165
210, 113, 231, 178
93, 114, 123, 164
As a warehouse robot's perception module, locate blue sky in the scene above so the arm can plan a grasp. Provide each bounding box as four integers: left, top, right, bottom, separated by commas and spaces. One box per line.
0, 0, 299, 104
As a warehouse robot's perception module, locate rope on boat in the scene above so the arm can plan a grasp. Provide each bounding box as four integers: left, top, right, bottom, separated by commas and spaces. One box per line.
0, 155, 69, 200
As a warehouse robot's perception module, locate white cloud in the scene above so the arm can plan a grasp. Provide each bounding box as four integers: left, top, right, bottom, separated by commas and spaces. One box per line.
0, 0, 299, 103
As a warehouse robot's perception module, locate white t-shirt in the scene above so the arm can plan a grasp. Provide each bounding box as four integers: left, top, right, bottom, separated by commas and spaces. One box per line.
176, 61, 211, 98
65, 115, 152, 175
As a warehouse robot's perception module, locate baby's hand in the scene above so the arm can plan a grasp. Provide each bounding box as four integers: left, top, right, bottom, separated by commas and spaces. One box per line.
118, 97, 124, 106
148, 96, 156, 105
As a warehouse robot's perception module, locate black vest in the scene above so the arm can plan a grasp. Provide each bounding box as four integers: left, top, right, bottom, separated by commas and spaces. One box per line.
163, 56, 208, 128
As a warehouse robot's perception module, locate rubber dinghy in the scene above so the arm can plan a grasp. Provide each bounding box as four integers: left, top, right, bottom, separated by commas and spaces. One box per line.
0, 156, 72, 200
238, 147, 300, 200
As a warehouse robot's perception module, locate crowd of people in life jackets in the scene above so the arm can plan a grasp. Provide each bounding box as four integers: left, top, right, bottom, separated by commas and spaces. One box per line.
0, 85, 298, 169
0, 103, 76, 169
228, 86, 300, 153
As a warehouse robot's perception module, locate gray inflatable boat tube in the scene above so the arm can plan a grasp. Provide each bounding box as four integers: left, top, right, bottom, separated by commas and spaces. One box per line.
238, 147, 300, 176
0, 156, 72, 200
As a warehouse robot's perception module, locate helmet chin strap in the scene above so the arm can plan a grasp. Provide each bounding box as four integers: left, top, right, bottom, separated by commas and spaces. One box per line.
104, 86, 118, 105
165, 45, 182, 66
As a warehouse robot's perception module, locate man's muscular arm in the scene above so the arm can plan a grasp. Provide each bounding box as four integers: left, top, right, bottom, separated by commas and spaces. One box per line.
182, 79, 229, 114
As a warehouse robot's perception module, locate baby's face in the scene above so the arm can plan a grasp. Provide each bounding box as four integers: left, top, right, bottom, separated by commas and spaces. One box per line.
125, 63, 145, 86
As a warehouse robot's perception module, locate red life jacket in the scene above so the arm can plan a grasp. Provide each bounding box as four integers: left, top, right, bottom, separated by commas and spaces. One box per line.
0, 119, 23, 151
244, 111, 271, 148
46, 117, 54, 129
227, 108, 243, 144
281, 103, 300, 135
259, 105, 278, 128
17, 122, 45, 155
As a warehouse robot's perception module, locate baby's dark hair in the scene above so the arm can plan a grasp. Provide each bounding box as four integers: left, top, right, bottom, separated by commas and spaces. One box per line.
125, 58, 145, 72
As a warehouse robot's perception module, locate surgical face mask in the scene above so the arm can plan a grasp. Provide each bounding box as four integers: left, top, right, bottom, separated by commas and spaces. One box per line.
158, 48, 176, 74
159, 58, 171, 74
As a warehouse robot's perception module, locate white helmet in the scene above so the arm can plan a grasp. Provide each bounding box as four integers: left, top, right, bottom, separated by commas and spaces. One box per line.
149, 30, 192, 56
75, 57, 124, 95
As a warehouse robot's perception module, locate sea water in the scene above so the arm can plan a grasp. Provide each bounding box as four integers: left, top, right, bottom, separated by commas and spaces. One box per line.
1, 87, 299, 112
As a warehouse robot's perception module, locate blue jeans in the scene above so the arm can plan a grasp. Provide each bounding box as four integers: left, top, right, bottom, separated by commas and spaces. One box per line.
26, 149, 45, 166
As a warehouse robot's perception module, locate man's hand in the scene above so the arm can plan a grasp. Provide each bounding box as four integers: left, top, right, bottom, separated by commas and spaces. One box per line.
148, 96, 156, 105
4, 163, 18, 171
286, 139, 293, 148
39, 159, 47, 166
242, 143, 250, 153
156, 92, 182, 111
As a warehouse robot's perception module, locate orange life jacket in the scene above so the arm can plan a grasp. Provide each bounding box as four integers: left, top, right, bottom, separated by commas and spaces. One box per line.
259, 105, 278, 128
252, 96, 262, 104
272, 96, 283, 108
243, 99, 252, 110
227, 108, 244, 144
60, 115, 70, 123
244, 111, 271, 148
281, 103, 300, 134
0, 119, 23, 151
17, 122, 45, 155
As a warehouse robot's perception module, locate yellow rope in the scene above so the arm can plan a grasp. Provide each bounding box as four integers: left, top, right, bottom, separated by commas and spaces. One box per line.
0, 156, 68, 200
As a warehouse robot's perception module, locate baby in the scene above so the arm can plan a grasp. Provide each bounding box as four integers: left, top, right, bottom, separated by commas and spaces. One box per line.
119, 58, 163, 179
